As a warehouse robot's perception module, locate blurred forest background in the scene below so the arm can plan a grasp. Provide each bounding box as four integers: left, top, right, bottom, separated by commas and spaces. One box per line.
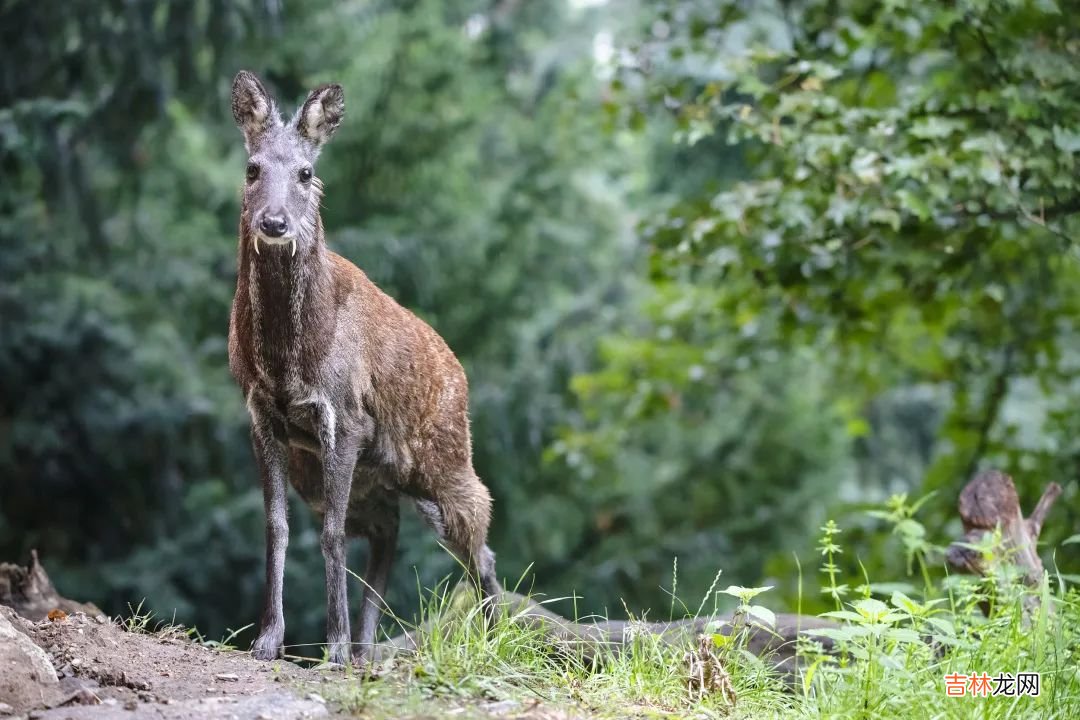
2, 0, 1079, 648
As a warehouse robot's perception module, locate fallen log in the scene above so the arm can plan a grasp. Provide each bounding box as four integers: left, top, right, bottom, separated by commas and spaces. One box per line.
374, 587, 837, 682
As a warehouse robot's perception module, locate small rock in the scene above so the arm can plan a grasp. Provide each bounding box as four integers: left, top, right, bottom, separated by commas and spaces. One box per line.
483, 699, 519, 715
215, 673, 240, 682
119, 672, 151, 691
306, 692, 326, 705
103, 698, 119, 706
0, 702, 13, 716
123, 699, 138, 710
61, 687, 101, 706
59, 675, 100, 697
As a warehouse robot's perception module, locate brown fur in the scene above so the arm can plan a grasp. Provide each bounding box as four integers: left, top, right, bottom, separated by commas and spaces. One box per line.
229, 240, 495, 540
227, 71, 499, 666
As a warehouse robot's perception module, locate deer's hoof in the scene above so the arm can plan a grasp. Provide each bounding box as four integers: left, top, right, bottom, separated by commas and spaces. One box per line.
351, 651, 382, 679
251, 632, 284, 661
327, 642, 351, 667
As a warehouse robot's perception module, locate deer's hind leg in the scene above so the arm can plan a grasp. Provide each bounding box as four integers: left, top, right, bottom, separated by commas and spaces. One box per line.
413, 470, 501, 615
346, 479, 400, 667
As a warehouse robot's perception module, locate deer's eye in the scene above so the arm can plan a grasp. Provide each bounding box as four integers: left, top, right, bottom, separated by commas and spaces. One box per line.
246, 163, 260, 182
299, 167, 313, 183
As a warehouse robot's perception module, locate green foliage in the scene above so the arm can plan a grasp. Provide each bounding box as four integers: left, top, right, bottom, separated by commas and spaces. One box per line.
578, 0, 1080, 600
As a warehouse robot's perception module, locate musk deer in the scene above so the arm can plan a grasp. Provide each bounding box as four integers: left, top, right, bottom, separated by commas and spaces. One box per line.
227, 70, 501, 667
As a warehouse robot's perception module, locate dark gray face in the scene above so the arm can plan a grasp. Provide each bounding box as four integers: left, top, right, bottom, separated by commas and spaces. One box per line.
231, 71, 345, 255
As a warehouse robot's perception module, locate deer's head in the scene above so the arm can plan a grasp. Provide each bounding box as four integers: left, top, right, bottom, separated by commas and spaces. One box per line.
231, 70, 344, 257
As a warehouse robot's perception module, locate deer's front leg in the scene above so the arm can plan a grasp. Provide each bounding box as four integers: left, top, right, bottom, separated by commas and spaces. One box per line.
249, 397, 290, 661
320, 421, 360, 666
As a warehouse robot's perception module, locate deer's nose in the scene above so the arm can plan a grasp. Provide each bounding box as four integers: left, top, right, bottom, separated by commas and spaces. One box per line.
260, 214, 288, 238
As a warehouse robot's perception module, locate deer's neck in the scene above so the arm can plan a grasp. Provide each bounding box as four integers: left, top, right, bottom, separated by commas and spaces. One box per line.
236, 218, 337, 395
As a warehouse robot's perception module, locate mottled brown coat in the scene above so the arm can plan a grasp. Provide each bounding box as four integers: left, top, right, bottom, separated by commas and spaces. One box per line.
227, 70, 499, 666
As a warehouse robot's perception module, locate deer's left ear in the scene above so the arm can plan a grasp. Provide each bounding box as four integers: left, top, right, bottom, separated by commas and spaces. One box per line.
232, 71, 277, 151
296, 84, 345, 146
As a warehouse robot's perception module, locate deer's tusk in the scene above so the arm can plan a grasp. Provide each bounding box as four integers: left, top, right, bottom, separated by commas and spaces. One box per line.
254, 235, 261, 255
290, 238, 297, 257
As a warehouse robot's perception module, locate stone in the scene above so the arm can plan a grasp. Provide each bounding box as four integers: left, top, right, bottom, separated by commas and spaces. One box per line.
0, 607, 61, 712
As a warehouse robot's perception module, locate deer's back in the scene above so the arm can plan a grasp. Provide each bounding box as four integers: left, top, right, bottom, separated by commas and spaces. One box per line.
331, 252, 474, 486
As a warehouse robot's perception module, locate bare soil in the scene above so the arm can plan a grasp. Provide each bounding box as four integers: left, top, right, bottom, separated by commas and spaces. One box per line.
1, 610, 574, 720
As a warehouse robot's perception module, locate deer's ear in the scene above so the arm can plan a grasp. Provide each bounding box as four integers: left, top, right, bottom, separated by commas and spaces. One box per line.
232, 71, 276, 150
296, 84, 345, 146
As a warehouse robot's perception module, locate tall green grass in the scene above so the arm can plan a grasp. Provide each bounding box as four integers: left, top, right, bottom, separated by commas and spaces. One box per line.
318, 496, 1080, 719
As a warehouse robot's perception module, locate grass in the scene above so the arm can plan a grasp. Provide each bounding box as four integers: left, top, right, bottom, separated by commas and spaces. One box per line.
119, 598, 254, 651
311, 496, 1080, 719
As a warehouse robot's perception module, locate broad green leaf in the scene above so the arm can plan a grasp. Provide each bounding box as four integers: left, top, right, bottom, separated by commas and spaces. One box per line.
720, 585, 774, 602
746, 604, 776, 629
853, 598, 891, 620
885, 628, 922, 644
895, 519, 926, 539
890, 591, 922, 615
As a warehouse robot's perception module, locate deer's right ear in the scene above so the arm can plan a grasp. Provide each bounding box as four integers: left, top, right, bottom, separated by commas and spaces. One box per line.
296, 84, 345, 147
232, 71, 276, 151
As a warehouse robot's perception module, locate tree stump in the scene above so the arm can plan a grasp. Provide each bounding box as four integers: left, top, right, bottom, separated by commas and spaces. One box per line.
0, 550, 103, 621
945, 469, 1062, 613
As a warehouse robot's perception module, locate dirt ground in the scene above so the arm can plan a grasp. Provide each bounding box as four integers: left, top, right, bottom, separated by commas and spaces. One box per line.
0, 608, 575, 720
